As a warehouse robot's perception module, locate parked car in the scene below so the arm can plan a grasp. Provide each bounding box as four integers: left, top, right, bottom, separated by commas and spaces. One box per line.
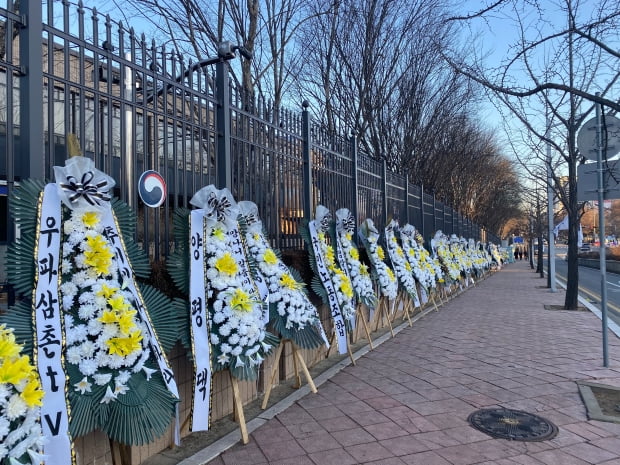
580, 244, 591, 252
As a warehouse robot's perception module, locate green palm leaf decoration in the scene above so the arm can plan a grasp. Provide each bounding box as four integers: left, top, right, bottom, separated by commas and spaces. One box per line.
167, 207, 191, 296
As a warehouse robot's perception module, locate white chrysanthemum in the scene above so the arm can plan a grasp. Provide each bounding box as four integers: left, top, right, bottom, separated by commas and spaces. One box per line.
6, 395, 28, 421
79, 358, 99, 376
66, 346, 83, 364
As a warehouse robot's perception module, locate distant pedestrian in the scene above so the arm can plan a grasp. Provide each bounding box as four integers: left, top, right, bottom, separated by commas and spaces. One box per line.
524, 249, 528, 260
518, 248, 523, 260
514, 248, 519, 260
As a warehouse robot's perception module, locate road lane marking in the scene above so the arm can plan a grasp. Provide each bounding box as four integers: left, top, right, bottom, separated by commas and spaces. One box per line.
555, 274, 620, 317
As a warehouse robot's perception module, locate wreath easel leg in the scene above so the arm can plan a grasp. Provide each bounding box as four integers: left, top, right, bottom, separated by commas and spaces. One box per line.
261, 341, 285, 410
293, 343, 318, 393
400, 296, 413, 327
291, 342, 302, 388
261, 339, 318, 410
229, 371, 249, 445
356, 303, 374, 349
110, 440, 131, 465
346, 334, 356, 366
375, 298, 394, 337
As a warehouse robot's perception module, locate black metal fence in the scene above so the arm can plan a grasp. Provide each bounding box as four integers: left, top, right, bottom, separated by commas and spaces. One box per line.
0, 1, 498, 272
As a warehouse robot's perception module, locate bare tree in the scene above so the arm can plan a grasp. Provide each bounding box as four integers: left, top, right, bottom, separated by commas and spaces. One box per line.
443, 0, 620, 309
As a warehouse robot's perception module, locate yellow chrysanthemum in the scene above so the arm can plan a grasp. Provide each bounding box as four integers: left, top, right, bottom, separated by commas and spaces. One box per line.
405, 262, 412, 272
386, 268, 396, 281
81, 211, 100, 229
107, 294, 128, 311
229, 288, 255, 312
215, 252, 238, 276
99, 309, 119, 325
0, 355, 32, 385
325, 246, 335, 264
116, 309, 138, 335
280, 273, 302, 290
0, 325, 21, 360
212, 227, 226, 241
83, 234, 114, 275
396, 248, 404, 257
376, 246, 385, 260
345, 232, 353, 241
20, 377, 44, 407
97, 283, 118, 300
106, 330, 143, 357
349, 248, 359, 260
360, 263, 370, 276
339, 275, 354, 299
263, 249, 278, 265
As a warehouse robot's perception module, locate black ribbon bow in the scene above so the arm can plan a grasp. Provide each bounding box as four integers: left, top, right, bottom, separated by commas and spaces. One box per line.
205, 192, 233, 222
60, 171, 110, 206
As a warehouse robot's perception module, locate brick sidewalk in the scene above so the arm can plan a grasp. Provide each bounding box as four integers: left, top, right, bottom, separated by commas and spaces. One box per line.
188, 261, 620, 464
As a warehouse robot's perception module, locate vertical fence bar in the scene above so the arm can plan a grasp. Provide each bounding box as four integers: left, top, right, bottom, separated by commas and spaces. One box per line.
350, 133, 359, 226
405, 177, 410, 224
20, 1, 44, 179
216, 59, 231, 190
301, 101, 312, 220
382, 160, 388, 225
420, 184, 425, 241
432, 193, 437, 234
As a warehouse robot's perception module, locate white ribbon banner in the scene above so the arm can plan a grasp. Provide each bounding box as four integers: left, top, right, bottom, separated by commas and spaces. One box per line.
227, 225, 269, 326
308, 221, 347, 354
189, 210, 211, 432
35, 185, 75, 465
100, 208, 180, 400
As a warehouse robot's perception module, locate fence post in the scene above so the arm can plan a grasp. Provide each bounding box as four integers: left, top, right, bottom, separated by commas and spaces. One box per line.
420, 184, 425, 241
405, 177, 410, 224
20, 1, 44, 179
216, 60, 232, 190
382, 159, 388, 227
432, 193, 437, 234
301, 101, 313, 220
350, 132, 359, 225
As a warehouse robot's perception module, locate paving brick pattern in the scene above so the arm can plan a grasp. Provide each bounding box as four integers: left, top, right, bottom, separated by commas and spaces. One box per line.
206, 262, 620, 464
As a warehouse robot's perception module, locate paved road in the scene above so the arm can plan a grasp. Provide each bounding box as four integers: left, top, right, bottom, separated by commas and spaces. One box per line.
549, 245, 620, 326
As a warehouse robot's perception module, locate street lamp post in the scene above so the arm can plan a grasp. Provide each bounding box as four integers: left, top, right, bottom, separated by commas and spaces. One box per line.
546, 117, 557, 292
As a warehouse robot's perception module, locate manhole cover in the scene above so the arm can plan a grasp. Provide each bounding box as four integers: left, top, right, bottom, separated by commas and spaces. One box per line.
467, 408, 558, 441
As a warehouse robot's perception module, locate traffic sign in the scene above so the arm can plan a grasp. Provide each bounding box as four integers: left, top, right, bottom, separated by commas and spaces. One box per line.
577, 116, 620, 161
577, 161, 620, 201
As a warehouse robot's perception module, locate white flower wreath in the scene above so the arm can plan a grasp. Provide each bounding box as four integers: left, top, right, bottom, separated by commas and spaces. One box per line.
358, 219, 398, 301
190, 187, 272, 372
384, 220, 419, 302
334, 209, 377, 309
239, 201, 321, 333
312, 208, 356, 326
399, 224, 436, 291
0, 325, 45, 464
433, 231, 463, 282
